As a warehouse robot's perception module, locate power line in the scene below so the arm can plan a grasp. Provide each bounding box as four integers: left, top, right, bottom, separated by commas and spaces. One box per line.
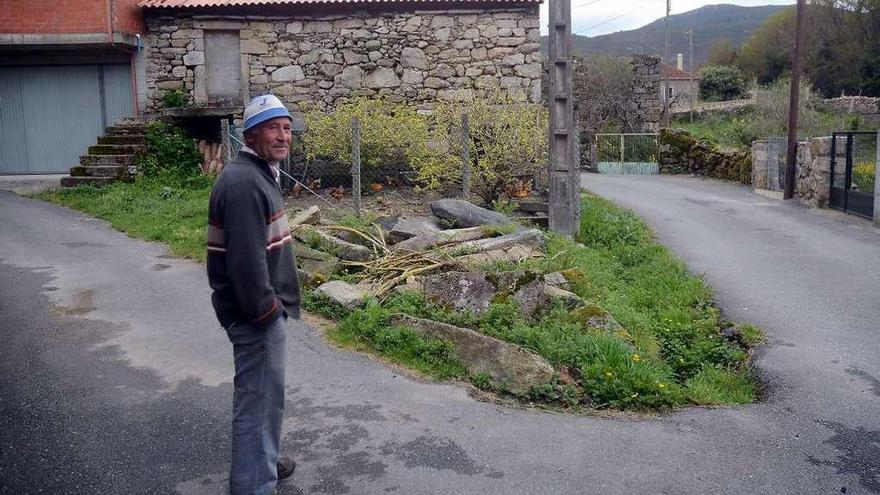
571, 0, 607, 11
573, 0, 664, 35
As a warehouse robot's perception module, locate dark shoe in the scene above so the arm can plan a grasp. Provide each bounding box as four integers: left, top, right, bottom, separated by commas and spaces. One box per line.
277, 456, 296, 481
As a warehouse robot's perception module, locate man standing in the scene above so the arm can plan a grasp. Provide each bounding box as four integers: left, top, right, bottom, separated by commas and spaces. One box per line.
207, 94, 300, 495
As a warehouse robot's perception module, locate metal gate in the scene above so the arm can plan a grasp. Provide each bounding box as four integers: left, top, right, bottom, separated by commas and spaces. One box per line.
830, 131, 877, 219
0, 64, 132, 174
595, 133, 659, 174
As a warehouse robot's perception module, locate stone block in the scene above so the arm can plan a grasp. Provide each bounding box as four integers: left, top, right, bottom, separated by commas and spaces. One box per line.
315, 281, 370, 310
391, 314, 555, 396
424, 77, 449, 89
272, 65, 305, 82
514, 63, 542, 78
401, 47, 429, 70
401, 69, 424, 85
286, 21, 303, 34
156, 80, 184, 90
182, 51, 204, 66
502, 53, 525, 66
241, 39, 268, 54
430, 15, 454, 28
364, 68, 400, 89
435, 28, 452, 42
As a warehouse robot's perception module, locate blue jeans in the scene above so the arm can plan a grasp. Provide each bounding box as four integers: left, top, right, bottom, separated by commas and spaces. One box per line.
226, 315, 288, 495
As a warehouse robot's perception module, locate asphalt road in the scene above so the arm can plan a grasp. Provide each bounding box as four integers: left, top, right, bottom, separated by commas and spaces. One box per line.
0, 176, 878, 495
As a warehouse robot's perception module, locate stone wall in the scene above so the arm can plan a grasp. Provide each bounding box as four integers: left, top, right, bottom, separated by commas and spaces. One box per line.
144, 7, 542, 114
630, 55, 661, 132
659, 128, 751, 184
823, 96, 880, 116
794, 136, 847, 208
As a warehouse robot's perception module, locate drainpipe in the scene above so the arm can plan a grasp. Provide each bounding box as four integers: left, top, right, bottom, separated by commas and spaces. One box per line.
106, 0, 115, 44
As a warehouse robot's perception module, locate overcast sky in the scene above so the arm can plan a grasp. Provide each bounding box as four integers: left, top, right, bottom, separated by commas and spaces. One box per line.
539, 0, 796, 37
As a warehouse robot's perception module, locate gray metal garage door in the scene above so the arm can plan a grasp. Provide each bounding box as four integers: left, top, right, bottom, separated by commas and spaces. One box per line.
0, 64, 132, 174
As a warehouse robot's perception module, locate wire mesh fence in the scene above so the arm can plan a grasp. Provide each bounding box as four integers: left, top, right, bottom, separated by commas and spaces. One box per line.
594, 133, 659, 174
225, 121, 464, 217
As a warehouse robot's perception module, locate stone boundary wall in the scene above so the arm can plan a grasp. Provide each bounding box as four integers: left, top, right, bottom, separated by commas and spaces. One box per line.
823, 96, 880, 116
671, 97, 754, 116
792, 136, 863, 208
144, 7, 541, 114
659, 128, 751, 184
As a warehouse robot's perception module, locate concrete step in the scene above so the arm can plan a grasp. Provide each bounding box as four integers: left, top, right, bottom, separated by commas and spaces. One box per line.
70, 165, 128, 178
515, 200, 549, 213
97, 135, 146, 145
60, 176, 119, 188
105, 124, 150, 136
80, 154, 136, 167
88, 144, 145, 156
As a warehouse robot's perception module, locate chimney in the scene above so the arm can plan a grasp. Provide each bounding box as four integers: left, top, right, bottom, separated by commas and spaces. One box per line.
677, 53, 684, 71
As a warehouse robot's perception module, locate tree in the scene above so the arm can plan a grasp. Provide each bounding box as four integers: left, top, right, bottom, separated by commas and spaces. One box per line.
571, 54, 638, 135
736, 7, 803, 84
707, 39, 738, 66
736, 0, 879, 96
699, 65, 746, 101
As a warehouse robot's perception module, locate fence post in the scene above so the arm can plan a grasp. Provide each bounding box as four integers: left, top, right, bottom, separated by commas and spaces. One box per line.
619, 134, 625, 164
874, 130, 879, 226
461, 113, 470, 200
351, 117, 361, 218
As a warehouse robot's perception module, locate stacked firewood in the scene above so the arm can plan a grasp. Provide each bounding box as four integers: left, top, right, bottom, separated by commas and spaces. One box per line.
197, 140, 223, 175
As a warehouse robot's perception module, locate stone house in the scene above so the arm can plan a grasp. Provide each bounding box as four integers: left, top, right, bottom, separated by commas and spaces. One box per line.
138, 0, 543, 116
659, 57, 699, 109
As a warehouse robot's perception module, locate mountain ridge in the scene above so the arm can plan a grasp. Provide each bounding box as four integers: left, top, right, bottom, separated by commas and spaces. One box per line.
543, 4, 790, 66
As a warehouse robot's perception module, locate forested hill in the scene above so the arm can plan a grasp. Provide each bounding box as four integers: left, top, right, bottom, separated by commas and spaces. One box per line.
543, 4, 789, 64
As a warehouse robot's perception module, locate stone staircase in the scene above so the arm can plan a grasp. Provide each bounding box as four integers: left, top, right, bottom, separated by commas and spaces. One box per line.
61, 123, 148, 188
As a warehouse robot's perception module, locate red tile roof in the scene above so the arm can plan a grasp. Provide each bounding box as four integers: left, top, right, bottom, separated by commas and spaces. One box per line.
140, 0, 539, 8
661, 63, 698, 81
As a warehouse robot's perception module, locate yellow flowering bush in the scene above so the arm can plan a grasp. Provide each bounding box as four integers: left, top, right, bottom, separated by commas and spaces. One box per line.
853, 160, 875, 194
425, 90, 548, 205
301, 97, 446, 173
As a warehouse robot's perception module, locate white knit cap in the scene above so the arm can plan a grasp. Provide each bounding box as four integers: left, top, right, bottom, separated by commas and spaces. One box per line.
243, 94, 292, 132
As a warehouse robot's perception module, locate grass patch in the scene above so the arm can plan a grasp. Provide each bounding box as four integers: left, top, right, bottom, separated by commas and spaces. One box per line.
316, 192, 761, 410
686, 367, 755, 405
737, 323, 766, 348
37, 176, 214, 261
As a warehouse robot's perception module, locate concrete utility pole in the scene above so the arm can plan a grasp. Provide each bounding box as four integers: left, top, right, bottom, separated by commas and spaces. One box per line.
662, 0, 671, 126
547, 0, 580, 237
783, 0, 806, 200
686, 29, 694, 123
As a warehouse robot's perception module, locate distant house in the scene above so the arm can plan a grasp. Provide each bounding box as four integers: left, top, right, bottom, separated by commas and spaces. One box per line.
0, 0, 147, 174
137, 0, 543, 116
660, 56, 699, 108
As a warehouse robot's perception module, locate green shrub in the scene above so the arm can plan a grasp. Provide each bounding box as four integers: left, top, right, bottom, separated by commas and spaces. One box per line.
161, 89, 189, 108
137, 121, 203, 183
425, 90, 548, 205
699, 65, 746, 102
853, 160, 876, 193
301, 97, 443, 173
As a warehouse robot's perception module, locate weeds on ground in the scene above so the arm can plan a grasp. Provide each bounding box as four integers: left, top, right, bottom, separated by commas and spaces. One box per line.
313, 192, 758, 410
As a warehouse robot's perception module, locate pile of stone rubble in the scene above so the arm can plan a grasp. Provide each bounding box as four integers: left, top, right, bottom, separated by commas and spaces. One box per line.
291, 198, 624, 396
